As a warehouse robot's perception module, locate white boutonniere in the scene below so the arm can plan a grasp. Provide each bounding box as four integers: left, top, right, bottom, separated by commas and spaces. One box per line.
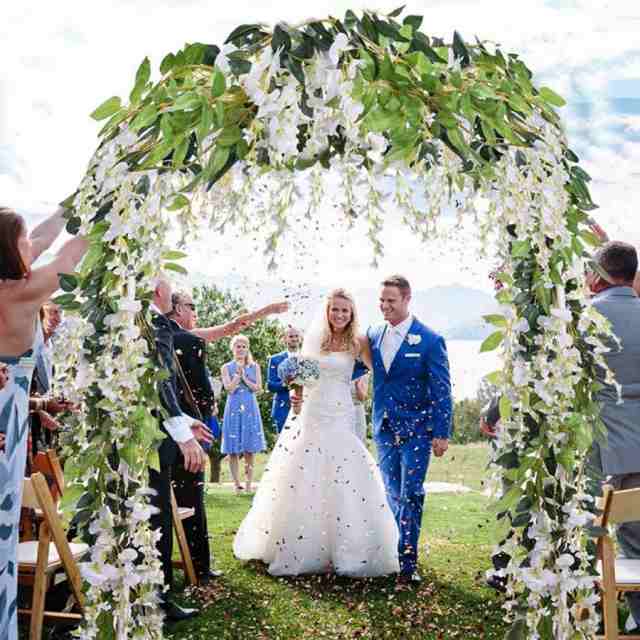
407, 333, 422, 346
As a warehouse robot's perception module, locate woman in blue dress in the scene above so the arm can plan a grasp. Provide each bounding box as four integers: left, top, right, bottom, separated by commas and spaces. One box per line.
0, 206, 87, 640
221, 335, 266, 494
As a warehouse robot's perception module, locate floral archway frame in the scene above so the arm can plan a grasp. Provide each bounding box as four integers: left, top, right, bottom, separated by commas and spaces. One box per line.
54, 8, 615, 639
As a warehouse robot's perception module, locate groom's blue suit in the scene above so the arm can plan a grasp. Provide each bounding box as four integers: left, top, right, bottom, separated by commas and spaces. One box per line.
368, 318, 453, 575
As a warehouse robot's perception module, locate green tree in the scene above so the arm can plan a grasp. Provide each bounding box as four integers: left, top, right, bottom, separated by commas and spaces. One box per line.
451, 396, 484, 444
192, 284, 284, 481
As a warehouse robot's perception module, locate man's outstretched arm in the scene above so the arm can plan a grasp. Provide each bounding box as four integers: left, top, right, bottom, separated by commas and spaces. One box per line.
192, 301, 289, 343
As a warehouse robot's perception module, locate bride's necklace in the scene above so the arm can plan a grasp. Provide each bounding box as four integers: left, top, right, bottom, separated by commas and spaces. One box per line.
328, 333, 349, 352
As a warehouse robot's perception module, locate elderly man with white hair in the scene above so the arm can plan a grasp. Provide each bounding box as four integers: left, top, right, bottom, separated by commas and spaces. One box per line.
148, 275, 213, 623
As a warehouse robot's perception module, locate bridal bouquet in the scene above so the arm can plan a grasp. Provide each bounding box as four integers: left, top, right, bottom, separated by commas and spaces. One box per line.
277, 356, 320, 388
278, 356, 320, 415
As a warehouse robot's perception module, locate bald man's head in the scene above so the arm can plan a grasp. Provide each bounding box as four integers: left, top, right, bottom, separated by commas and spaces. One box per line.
153, 275, 173, 314
284, 326, 302, 351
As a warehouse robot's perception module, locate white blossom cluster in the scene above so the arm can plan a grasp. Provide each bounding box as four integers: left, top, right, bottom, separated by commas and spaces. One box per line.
481, 120, 615, 638
78, 494, 165, 640
66, 130, 197, 638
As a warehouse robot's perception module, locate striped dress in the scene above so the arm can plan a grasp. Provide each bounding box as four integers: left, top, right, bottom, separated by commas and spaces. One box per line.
0, 322, 42, 640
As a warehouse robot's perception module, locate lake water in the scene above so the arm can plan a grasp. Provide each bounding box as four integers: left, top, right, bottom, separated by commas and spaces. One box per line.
447, 339, 501, 400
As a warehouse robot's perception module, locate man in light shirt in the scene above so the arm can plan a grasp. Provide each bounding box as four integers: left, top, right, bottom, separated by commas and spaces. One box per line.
367, 275, 453, 584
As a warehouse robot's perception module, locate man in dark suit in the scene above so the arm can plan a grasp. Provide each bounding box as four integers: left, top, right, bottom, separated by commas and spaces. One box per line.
149, 277, 212, 622
167, 291, 222, 583
267, 326, 301, 433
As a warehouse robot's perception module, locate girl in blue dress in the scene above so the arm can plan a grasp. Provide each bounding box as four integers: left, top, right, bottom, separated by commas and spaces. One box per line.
221, 335, 265, 493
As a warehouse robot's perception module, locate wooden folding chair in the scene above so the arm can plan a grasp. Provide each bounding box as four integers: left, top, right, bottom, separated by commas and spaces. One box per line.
18, 473, 88, 640
595, 485, 640, 639
32, 449, 65, 501
20, 450, 67, 543
170, 486, 198, 587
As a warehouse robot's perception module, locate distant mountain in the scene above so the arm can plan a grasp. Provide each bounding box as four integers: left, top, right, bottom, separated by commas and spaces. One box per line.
408, 285, 497, 338
191, 272, 498, 341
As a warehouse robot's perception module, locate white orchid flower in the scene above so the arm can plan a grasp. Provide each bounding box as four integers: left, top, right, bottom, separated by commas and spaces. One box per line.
328, 32, 349, 67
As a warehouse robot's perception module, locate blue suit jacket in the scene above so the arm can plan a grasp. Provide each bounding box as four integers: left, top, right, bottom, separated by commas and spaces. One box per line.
368, 318, 453, 440
267, 351, 291, 426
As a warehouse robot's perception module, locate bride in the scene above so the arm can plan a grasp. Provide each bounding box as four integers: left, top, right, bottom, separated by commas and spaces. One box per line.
233, 288, 399, 577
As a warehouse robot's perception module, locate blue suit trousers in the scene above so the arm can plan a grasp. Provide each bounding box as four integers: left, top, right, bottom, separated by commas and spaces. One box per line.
375, 423, 432, 574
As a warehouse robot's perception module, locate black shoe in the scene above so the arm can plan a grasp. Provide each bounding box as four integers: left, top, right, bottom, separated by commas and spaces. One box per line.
486, 574, 507, 593
161, 601, 199, 622
199, 569, 224, 584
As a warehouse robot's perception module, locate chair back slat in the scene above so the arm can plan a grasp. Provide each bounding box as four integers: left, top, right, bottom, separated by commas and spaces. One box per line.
47, 450, 65, 496
21, 478, 39, 510
604, 487, 640, 524
31, 450, 64, 502
30, 473, 85, 609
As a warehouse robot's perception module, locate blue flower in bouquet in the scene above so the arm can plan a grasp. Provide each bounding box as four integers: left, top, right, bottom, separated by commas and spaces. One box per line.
277, 356, 320, 387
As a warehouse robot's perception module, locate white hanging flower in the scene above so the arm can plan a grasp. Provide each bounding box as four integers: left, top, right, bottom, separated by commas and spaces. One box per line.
328, 32, 349, 67
215, 43, 237, 74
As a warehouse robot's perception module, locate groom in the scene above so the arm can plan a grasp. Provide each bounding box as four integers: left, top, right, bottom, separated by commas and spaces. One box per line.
368, 275, 453, 583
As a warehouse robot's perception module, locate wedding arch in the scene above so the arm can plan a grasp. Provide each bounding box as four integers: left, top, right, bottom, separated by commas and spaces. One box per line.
54, 8, 615, 639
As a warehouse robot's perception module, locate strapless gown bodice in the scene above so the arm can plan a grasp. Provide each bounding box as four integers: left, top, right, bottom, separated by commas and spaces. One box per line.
301, 351, 356, 428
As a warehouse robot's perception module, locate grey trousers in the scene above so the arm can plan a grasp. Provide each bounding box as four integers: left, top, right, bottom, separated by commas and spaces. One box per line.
609, 473, 640, 626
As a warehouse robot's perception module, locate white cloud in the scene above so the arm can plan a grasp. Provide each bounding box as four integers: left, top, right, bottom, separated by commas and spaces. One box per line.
1, 0, 639, 292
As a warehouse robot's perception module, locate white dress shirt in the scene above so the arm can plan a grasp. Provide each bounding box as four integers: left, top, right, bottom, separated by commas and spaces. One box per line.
381, 315, 414, 372
151, 303, 194, 444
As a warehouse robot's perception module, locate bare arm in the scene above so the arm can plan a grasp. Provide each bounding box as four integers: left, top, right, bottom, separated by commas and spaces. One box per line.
357, 335, 373, 370
242, 364, 262, 393
192, 301, 289, 343
355, 374, 369, 402
17, 234, 89, 306
29, 206, 68, 261
221, 364, 242, 393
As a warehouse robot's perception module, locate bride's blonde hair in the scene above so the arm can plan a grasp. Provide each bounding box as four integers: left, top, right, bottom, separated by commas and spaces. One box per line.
319, 288, 360, 356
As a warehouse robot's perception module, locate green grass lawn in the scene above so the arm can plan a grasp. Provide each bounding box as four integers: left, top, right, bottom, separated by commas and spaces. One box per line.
57, 443, 505, 639
166, 483, 508, 639
214, 442, 492, 492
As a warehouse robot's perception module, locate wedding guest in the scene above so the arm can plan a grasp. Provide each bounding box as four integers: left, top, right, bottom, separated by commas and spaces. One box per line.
0, 363, 7, 451
29, 303, 67, 455
267, 326, 302, 433
166, 290, 287, 577
587, 241, 640, 630
0, 362, 8, 390
0, 205, 88, 640
221, 335, 266, 494
167, 291, 222, 583
148, 276, 212, 622
479, 398, 511, 593
351, 373, 369, 444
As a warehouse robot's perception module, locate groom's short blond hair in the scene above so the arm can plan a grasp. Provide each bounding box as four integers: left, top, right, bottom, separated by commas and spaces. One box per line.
381, 275, 411, 297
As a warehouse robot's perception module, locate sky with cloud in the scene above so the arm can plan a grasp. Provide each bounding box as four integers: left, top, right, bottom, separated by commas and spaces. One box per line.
1, 0, 639, 295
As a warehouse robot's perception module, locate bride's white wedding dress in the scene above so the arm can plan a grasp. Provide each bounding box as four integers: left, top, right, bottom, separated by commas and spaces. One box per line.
233, 351, 400, 577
